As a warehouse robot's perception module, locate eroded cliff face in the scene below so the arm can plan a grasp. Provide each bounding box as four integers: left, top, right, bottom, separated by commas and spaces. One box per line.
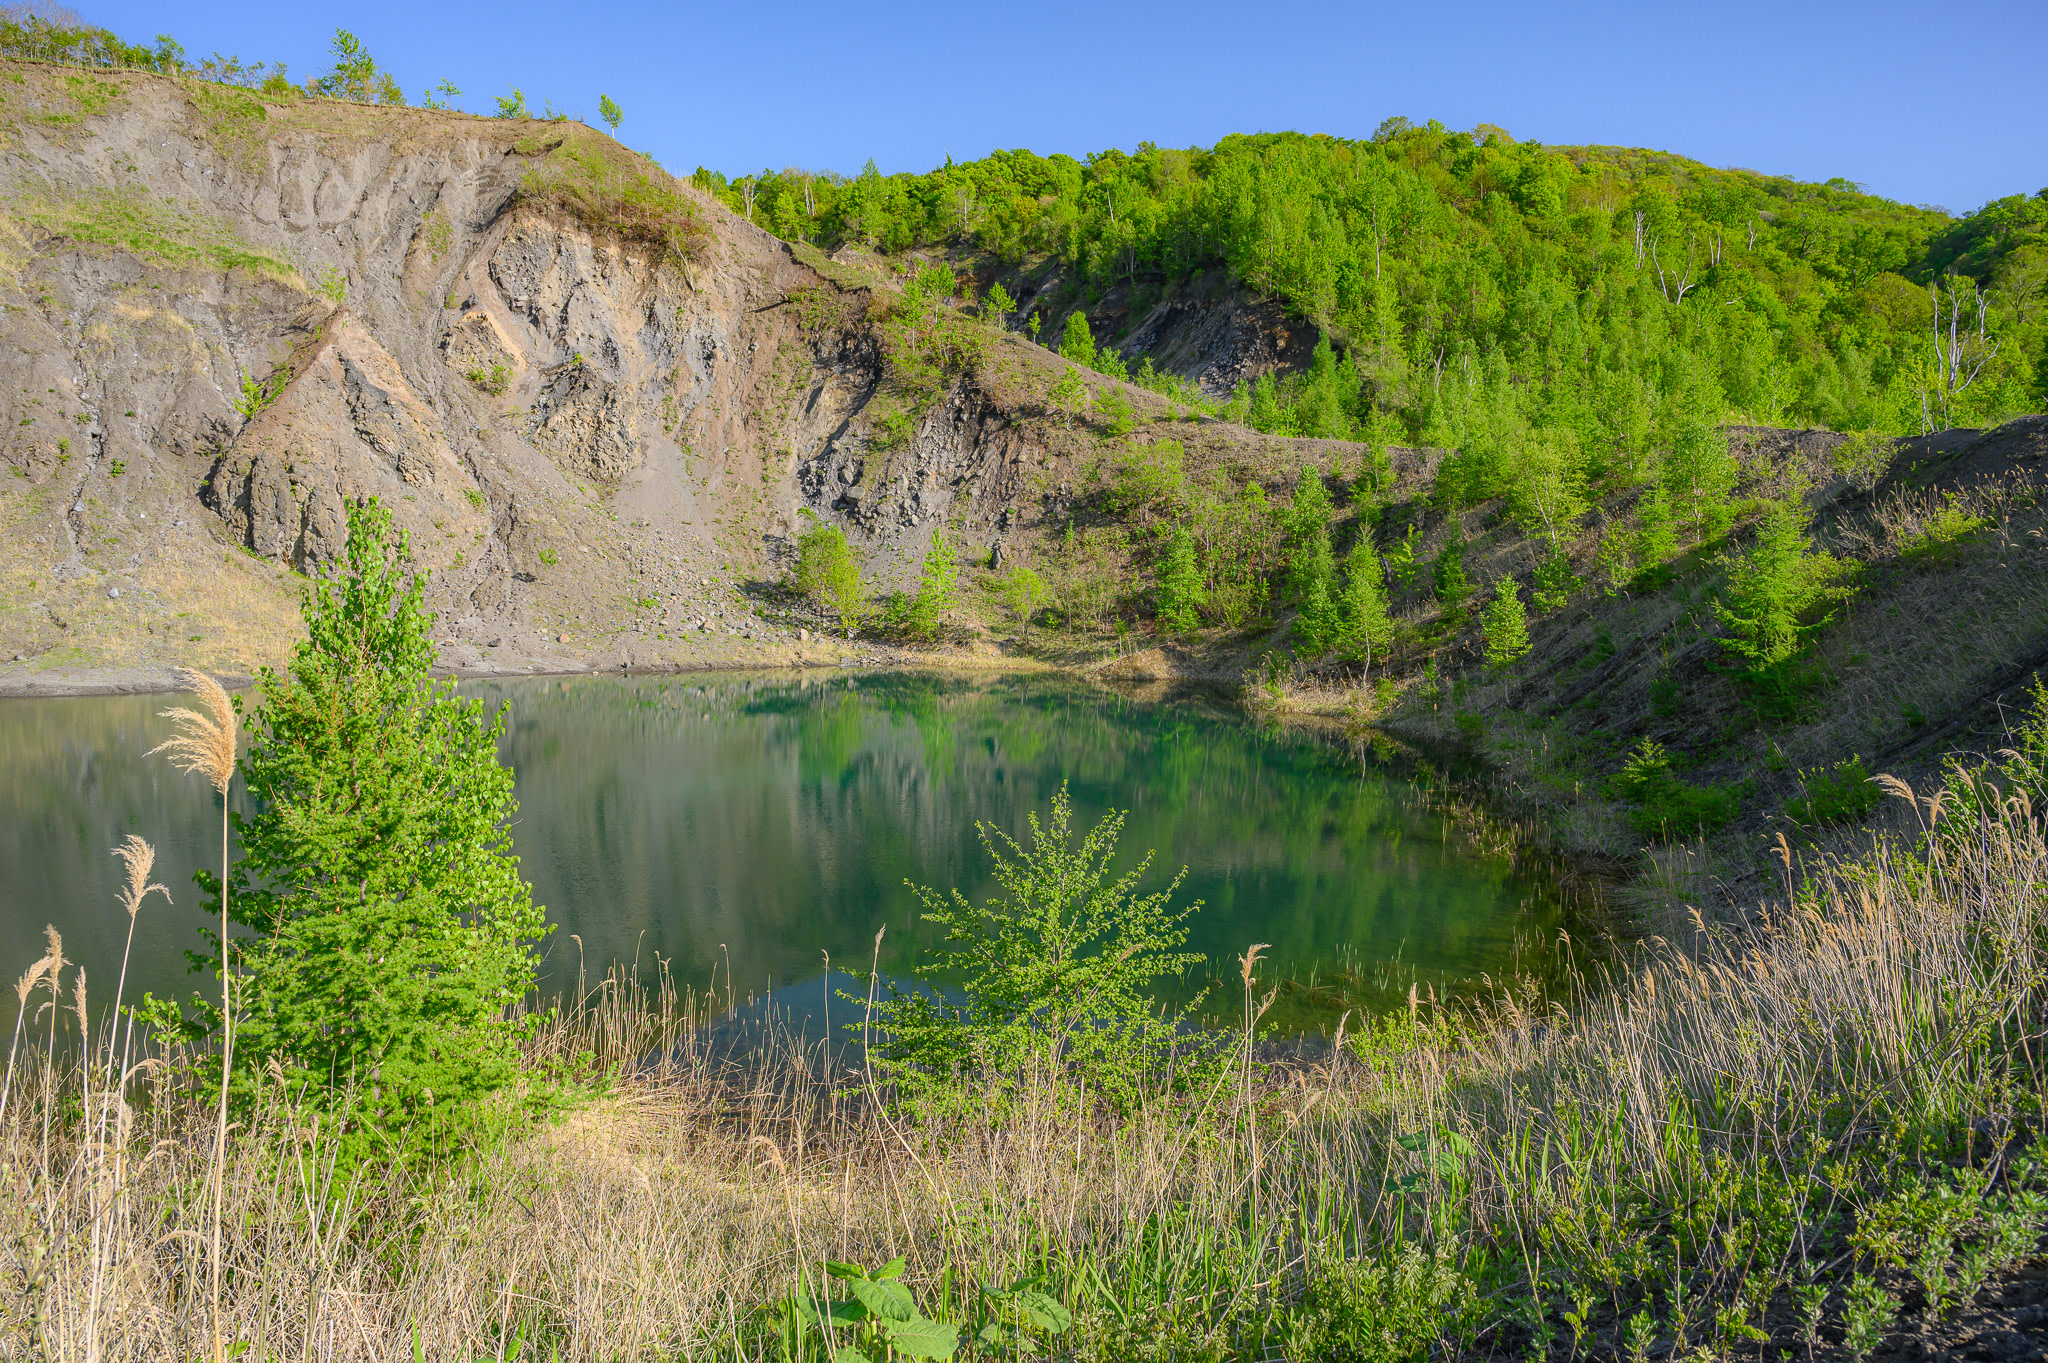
0, 63, 1339, 689
0, 66, 976, 681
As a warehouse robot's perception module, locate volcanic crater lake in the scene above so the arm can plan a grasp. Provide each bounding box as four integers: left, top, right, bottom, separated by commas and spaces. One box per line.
1, 671, 1578, 1036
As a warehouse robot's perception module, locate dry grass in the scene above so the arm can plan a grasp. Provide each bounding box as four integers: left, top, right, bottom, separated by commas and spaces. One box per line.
4, 787, 2047, 1360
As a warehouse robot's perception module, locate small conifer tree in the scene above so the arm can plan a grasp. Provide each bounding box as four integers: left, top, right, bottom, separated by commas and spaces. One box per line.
1713, 498, 1841, 672
906, 527, 960, 641
1482, 578, 1531, 668
984, 282, 1015, 330
1155, 525, 1205, 633
1432, 533, 1471, 608
1337, 541, 1395, 672
1049, 366, 1089, 426
217, 498, 547, 1155
1632, 486, 1679, 572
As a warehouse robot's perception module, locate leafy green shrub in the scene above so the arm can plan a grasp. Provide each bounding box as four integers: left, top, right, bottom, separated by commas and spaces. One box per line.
1832, 430, 1897, 492
465, 361, 513, 396
1098, 438, 1187, 518
233, 369, 285, 419
211, 497, 549, 1159
1098, 387, 1136, 436
1613, 739, 1740, 840
794, 520, 866, 636
1281, 1244, 1477, 1363
863, 784, 1212, 1112
760, 1258, 959, 1362
994, 565, 1048, 635
1785, 754, 1881, 826
1900, 499, 1990, 565
1155, 524, 1204, 633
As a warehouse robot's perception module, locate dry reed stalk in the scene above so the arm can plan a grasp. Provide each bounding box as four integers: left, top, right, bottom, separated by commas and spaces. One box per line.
148, 666, 237, 1363
105, 837, 169, 1108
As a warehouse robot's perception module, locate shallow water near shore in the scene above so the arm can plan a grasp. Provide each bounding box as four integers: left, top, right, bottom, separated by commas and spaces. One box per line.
0, 669, 1577, 1037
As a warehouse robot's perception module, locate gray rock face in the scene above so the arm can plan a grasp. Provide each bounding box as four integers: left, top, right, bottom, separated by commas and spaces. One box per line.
0, 64, 975, 670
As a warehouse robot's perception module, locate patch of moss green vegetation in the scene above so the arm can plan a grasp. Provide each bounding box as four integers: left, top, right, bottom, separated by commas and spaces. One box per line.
22, 187, 296, 280
514, 124, 707, 262
62, 73, 116, 116
181, 80, 268, 170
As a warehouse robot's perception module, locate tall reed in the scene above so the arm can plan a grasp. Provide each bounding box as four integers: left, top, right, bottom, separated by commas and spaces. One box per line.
147, 667, 237, 1363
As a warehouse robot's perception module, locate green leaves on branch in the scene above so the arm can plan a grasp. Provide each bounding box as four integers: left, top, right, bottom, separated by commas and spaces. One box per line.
1155, 525, 1205, 634
759, 1260, 1073, 1363
862, 784, 1212, 1113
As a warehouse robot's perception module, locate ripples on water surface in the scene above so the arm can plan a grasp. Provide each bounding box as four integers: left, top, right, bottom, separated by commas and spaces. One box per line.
0, 670, 1577, 1035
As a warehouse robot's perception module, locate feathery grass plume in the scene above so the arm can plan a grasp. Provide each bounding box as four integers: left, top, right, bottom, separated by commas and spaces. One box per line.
37, 926, 68, 1158
149, 667, 237, 794
149, 666, 237, 1363
107, 836, 169, 1081
3, 953, 56, 1115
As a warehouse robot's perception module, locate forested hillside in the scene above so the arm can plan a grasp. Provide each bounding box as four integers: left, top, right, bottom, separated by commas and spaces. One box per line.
702, 128, 2046, 450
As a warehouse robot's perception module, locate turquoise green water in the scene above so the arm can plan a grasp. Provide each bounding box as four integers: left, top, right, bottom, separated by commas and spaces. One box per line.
0, 671, 1572, 1035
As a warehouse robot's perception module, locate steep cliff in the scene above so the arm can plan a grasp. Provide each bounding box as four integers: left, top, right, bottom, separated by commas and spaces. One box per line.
0, 62, 1325, 690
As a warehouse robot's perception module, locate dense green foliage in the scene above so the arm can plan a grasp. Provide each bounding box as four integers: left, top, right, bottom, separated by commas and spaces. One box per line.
707, 130, 2044, 452
793, 518, 866, 636
864, 786, 1210, 1112
211, 499, 547, 1153
1480, 579, 1530, 668
1611, 738, 1742, 840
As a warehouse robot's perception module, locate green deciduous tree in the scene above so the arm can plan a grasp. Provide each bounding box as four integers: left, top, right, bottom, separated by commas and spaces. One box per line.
597, 93, 622, 131
1481, 578, 1531, 668
864, 785, 1209, 1112
1058, 312, 1097, 369
795, 519, 867, 637
315, 28, 403, 105
1510, 427, 1588, 550
213, 498, 547, 1154
1156, 525, 1205, 633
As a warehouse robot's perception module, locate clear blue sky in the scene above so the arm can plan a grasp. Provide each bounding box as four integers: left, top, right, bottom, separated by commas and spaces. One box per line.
107, 0, 2046, 213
